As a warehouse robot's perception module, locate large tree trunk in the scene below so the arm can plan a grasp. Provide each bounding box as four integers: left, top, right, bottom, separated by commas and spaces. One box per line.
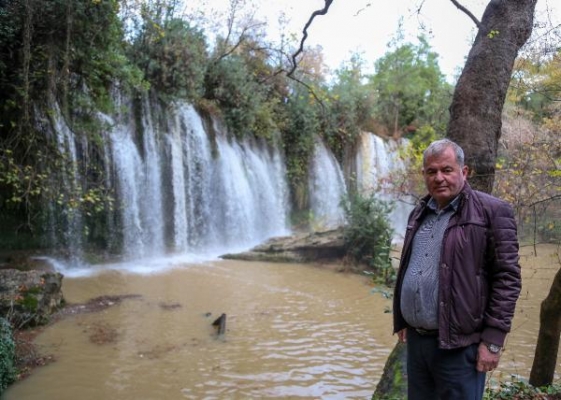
447, 0, 536, 193
529, 266, 561, 387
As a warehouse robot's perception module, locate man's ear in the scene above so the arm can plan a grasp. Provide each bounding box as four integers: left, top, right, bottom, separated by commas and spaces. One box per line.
463, 165, 470, 178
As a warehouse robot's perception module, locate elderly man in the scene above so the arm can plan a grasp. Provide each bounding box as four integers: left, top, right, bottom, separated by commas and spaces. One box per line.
393, 139, 521, 399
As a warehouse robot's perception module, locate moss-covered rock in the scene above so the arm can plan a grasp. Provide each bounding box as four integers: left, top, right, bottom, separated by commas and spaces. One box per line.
372, 341, 407, 400
0, 270, 64, 328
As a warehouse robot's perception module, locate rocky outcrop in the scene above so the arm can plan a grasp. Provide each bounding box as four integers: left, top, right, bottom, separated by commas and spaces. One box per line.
220, 228, 346, 263
0, 269, 64, 328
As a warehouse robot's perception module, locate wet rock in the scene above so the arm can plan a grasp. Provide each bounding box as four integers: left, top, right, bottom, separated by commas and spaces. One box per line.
372, 341, 407, 400
220, 228, 346, 263
0, 269, 64, 328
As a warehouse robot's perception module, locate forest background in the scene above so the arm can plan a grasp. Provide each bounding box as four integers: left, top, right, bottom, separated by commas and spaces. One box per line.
0, 0, 559, 249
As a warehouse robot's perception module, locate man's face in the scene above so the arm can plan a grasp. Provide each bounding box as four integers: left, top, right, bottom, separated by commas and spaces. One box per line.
422, 146, 468, 209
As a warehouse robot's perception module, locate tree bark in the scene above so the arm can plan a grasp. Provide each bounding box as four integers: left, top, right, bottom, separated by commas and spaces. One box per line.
529, 265, 561, 387
446, 0, 537, 193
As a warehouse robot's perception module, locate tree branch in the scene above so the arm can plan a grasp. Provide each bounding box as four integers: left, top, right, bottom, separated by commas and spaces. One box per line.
449, 0, 482, 29
287, 0, 334, 77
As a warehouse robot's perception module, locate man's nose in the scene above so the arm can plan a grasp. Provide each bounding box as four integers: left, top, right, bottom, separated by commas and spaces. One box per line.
434, 171, 444, 182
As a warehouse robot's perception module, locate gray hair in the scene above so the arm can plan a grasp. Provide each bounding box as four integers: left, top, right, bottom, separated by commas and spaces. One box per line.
423, 139, 465, 167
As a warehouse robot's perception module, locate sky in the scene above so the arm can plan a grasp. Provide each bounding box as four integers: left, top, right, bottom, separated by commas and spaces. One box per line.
187, 0, 561, 83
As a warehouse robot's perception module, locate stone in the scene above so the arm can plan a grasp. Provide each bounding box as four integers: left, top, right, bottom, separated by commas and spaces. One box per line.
220, 228, 346, 263
0, 269, 64, 328
372, 341, 407, 400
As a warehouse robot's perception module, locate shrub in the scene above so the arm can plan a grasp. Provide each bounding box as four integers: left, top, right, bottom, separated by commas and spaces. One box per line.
484, 376, 561, 399
342, 193, 394, 285
0, 317, 16, 395
132, 17, 208, 102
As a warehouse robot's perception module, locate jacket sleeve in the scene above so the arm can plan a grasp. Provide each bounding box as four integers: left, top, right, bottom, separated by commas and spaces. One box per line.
481, 200, 521, 347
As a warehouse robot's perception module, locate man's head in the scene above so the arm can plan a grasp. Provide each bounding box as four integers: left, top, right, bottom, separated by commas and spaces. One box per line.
422, 139, 468, 209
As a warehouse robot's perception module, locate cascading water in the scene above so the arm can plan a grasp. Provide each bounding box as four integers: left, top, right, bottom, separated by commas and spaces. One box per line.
43, 95, 412, 272
308, 137, 347, 229
46, 99, 291, 271
49, 102, 84, 263
109, 121, 147, 259
210, 133, 290, 251
139, 98, 165, 255
354, 132, 413, 239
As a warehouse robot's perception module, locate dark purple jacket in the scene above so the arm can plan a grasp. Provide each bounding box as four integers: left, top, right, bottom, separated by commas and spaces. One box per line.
393, 182, 521, 349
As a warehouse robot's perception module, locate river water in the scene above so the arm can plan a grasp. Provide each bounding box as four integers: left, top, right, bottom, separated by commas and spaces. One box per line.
3, 245, 560, 399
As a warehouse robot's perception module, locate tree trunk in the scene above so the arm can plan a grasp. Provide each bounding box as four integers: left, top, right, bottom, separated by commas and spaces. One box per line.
529, 266, 561, 387
446, 0, 536, 193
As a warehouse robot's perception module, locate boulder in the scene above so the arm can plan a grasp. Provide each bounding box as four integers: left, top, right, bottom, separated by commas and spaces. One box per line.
221, 228, 346, 263
0, 269, 64, 328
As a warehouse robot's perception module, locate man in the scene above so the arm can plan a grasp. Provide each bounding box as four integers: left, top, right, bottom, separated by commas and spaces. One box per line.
393, 139, 521, 399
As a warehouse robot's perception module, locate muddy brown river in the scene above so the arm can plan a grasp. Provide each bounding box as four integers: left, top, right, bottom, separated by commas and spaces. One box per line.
3, 244, 560, 399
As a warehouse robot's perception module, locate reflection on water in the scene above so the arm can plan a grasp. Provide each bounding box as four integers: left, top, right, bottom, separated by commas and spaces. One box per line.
4, 245, 560, 399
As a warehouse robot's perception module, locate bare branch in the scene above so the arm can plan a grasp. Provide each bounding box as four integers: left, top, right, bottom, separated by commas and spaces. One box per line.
214, 22, 265, 63
526, 194, 561, 208
450, 0, 482, 29
287, 0, 334, 78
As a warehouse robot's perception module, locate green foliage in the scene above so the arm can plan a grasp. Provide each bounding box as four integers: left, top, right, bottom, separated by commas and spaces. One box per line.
369, 35, 452, 137
0, 317, 16, 395
203, 36, 285, 141
325, 54, 377, 158
342, 192, 394, 284
395, 125, 441, 199
508, 52, 561, 122
281, 88, 320, 210
131, 15, 208, 102
484, 376, 561, 399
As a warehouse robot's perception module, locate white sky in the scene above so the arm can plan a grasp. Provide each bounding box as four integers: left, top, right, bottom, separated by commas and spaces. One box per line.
187, 0, 561, 83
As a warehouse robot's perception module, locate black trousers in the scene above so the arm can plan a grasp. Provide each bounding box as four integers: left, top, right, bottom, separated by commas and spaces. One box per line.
407, 329, 486, 400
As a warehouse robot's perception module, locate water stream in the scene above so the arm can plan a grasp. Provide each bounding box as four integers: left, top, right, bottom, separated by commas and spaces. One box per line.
4, 244, 560, 399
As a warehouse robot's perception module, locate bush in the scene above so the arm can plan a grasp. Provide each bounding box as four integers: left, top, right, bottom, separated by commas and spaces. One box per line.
132, 17, 208, 102
0, 317, 16, 395
342, 193, 394, 284
484, 376, 561, 399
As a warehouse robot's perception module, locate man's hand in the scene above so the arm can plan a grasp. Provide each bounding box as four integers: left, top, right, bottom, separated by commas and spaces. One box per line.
476, 342, 500, 372
397, 328, 407, 343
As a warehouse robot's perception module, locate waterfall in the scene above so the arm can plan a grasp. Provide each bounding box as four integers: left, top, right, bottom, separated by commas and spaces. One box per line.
43, 95, 412, 271
308, 137, 347, 230
355, 132, 413, 240
43, 98, 292, 271
166, 103, 215, 252
109, 122, 146, 258
210, 133, 290, 251
140, 98, 165, 255
49, 102, 84, 262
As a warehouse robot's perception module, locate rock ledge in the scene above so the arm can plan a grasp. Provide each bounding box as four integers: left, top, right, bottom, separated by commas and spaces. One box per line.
221, 228, 346, 263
